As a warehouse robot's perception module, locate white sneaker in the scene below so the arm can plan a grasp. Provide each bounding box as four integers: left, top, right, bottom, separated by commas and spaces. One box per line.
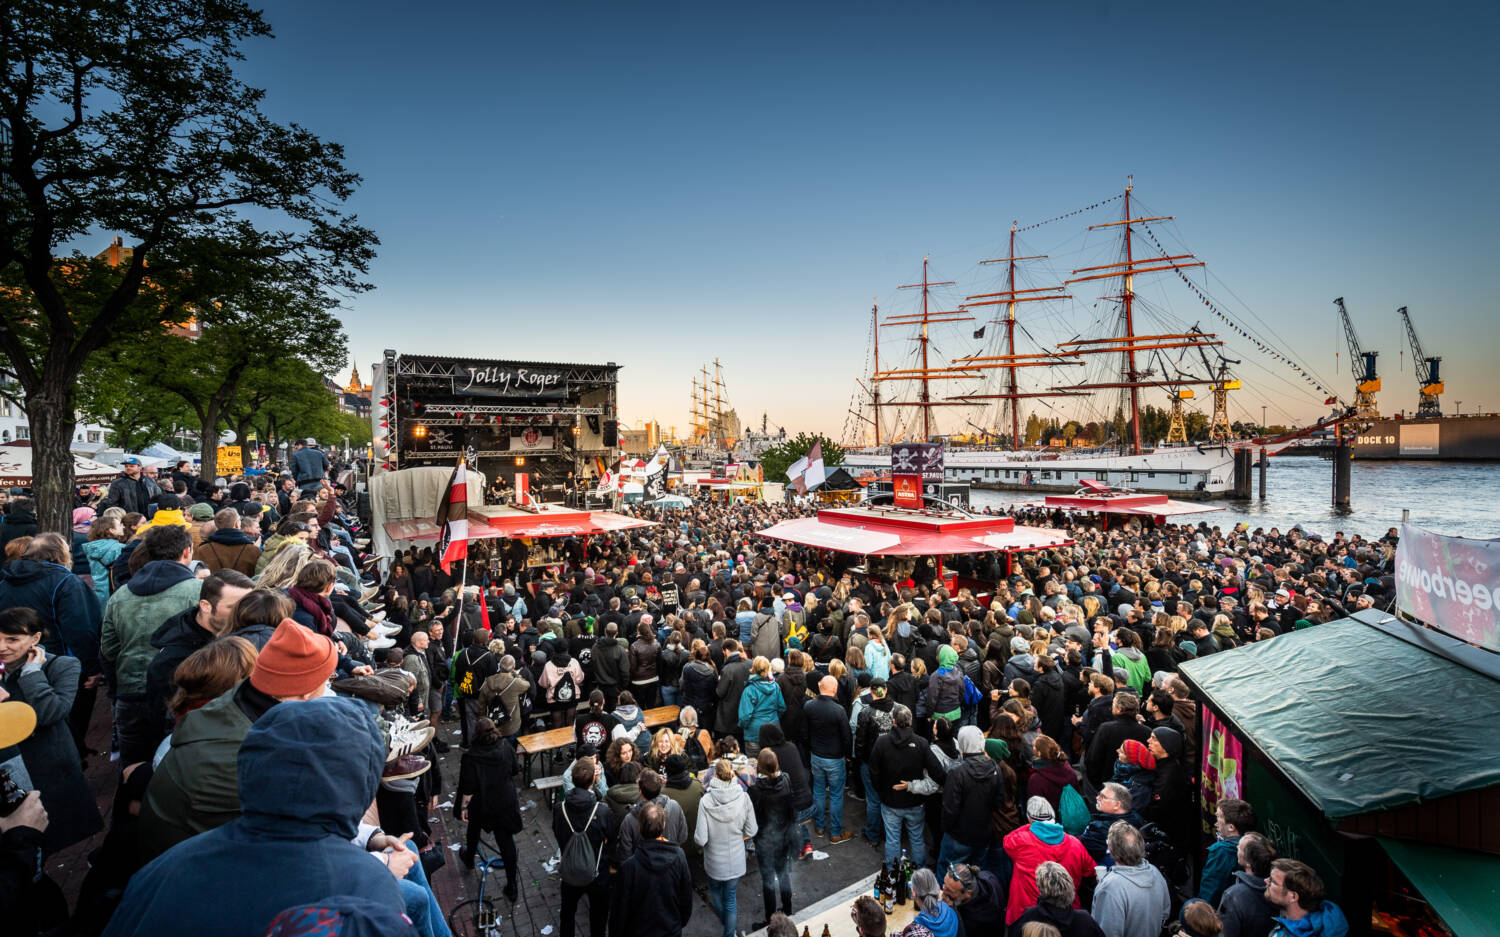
370, 623, 401, 638
365, 636, 396, 651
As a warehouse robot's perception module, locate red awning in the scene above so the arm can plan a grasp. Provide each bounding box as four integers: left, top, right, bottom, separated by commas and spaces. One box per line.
757, 505, 1073, 557
1019, 491, 1223, 518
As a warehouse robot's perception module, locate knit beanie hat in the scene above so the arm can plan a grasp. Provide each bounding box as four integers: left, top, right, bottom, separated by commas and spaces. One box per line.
1121, 738, 1157, 770
1151, 726, 1184, 759
1010, 636, 1030, 654
251, 619, 338, 698
937, 645, 958, 669
188, 502, 215, 521
1179, 640, 1198, 657
1025, 795, 1056, 822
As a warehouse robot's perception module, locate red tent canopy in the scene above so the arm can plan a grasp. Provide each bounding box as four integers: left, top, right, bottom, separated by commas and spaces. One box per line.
383, 505, 653, 542
1018, 490, 1223, 518
757, 504, 1072, 557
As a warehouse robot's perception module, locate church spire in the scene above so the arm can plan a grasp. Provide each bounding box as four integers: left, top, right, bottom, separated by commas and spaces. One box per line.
346, 364, 362, 394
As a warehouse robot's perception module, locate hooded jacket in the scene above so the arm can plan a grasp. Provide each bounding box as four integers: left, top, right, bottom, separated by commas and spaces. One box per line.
553, 787, 614, 885
193, 527, 261, 576
609, 836, 693, 937
942, 752, 1010, 847
592, 635, 630, 686
0, 507, 40, 549
1199, 835, 1242, 905
105, 697, 401, 937
0, 557, 102, 673
1093, 860, 1171, 937
1030, 667, 1069, 741
1003, 821, 1095, 924
144, 606, 215, 717
759, 724, 813, 811
616, 793, 689, 863
870, 724, 948, 810
1219, 869, 1276, 937
713, 653, 752, 736
736, 673, 786, 745
693, 775, 757, 881
101, 559, 203, 695
1114, 646, 1151, 695
1008, 900, 1107, 937
1270, 902, 1349, 937
748, 770, 795, 853
458, 737, 523, 833
749, 610, 782, 661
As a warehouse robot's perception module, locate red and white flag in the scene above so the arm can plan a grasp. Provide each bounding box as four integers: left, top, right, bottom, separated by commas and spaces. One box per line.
435, 459, 469, 574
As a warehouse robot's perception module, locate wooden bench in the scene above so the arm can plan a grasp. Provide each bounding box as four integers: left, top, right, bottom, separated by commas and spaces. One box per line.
531, 774, 565, 809
516, 705, 681, 785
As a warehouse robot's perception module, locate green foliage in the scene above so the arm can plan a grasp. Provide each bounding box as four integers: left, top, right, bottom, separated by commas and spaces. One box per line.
758, 432, 844, 484
77, 350, 196, 452
1023, 413, 1043, 446
0, 0, 375, 531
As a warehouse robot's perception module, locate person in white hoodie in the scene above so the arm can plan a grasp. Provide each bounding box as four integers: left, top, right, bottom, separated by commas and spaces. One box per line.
694, 758, 759, 937
1093, 821, 1171, 937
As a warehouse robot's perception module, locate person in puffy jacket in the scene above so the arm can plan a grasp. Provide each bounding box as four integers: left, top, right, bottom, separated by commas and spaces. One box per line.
695, 759, 758, 937
611, 801, 693, 937
1003, 796, 1097, 925
737, 657, 785, 755
629, 620, 661, 708
679, 643, 718, 731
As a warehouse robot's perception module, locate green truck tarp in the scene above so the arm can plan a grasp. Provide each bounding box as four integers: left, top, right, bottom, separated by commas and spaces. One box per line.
1379, 839, 1500, 937
1178, 610, 1500, 820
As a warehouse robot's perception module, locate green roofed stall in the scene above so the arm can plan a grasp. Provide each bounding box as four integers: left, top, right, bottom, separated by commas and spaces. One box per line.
1177, 609, 1500, 937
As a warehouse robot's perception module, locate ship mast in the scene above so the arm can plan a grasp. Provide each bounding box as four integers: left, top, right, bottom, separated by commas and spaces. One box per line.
871, 300, 882, 446
872, 258, 981, 442
1056, 178, 1215, 454
948, 225, 1084, 447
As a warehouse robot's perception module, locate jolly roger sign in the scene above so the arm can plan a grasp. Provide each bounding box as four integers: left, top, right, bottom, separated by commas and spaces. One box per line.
890, 442, 944, 481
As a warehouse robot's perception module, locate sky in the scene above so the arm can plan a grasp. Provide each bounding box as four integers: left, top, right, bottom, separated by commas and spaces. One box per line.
237, 0, 1500, 440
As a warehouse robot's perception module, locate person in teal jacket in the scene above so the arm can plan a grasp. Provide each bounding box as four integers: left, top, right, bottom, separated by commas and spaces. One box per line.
1199, 798, 1255, 905
737, 657, 785, 755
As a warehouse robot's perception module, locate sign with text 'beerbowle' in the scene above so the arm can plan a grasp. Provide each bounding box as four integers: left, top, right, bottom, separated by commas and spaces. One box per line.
1396, 523, 1500, 652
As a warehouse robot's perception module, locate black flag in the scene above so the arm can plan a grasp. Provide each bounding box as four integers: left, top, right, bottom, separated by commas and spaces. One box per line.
973, 325, 986, 339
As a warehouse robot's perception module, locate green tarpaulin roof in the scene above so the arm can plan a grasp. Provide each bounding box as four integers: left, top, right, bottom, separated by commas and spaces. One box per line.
1380, 839, 1500, 937
1178, 610, 1500, 819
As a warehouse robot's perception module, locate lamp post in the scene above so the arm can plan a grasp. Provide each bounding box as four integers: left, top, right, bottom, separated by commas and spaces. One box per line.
1261, 405, 1267, 435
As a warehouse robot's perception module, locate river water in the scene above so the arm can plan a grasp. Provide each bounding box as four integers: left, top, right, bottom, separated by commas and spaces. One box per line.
969, 457, 1500, 541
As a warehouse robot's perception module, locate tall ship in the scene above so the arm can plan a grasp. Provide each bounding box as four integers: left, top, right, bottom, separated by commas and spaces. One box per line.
843, 180, 1350, 497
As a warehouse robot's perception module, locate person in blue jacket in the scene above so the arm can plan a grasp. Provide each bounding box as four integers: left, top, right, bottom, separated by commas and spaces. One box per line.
102, 696, 405, 937
1199, 798, 1255, 906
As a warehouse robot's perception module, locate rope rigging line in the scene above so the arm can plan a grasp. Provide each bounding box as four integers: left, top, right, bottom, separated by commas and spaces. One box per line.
1136, 220, 1338, 401
1016, 192, 1126, 232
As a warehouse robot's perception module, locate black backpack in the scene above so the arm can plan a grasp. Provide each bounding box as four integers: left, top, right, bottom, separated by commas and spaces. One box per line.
454, 649, 491, 698
560, 803, 602, 887
552, 665, 578, 706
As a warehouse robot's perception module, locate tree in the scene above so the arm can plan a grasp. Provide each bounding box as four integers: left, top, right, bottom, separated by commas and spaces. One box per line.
1023, 413, 1043, 447
0, 2, 375, 533
77, 350, 196, 452
758, 432, 844, 486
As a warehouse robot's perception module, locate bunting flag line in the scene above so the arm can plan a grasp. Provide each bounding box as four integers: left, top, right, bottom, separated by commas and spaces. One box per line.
1017, 193, 1125, 232
1136, 221, 1339, 402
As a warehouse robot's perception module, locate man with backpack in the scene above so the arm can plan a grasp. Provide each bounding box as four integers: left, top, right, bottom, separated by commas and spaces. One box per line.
452, 628, 498, 747
554, 758, 615, 937
479, 655, 530, 742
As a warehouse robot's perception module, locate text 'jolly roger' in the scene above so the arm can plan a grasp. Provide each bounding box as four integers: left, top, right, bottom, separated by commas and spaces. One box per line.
459, 365, 564, 397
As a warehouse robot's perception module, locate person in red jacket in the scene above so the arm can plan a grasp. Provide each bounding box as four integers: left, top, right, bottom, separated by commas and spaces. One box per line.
1003, 796, 1096, 924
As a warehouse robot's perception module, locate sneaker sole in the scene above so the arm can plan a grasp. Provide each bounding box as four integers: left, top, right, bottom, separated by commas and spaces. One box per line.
382, 763, 431, 781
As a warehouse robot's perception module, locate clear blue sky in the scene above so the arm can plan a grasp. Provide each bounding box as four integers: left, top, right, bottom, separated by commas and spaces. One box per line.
242, 0, 1499, 438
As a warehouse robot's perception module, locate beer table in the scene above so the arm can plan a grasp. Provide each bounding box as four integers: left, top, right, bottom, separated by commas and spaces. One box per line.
745, 872, 918, 937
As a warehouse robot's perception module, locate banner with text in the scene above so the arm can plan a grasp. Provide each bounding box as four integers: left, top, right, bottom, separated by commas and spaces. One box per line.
891, 442, 944, 481
1396, 523, 1500, 652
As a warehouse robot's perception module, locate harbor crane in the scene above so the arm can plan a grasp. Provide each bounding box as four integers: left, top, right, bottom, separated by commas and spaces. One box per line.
1397, 306, 1443, 417
1334, 297, 1380, 430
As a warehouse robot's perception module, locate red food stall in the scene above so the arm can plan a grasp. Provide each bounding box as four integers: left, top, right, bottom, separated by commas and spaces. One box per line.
1017, 480, 1224, 529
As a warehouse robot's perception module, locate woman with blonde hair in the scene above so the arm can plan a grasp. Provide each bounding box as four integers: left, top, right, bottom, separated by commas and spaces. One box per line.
737, 655, 785, 756
255, 542, 314, 591
644, 726, 684, 772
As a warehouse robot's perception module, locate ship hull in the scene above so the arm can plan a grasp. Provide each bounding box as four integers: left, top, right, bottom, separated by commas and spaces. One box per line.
842, 445, 1236, 499
1352, 415, 1500, 460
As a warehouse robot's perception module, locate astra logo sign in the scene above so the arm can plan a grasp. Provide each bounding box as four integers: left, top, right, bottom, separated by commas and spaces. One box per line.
893, 474, 922, 508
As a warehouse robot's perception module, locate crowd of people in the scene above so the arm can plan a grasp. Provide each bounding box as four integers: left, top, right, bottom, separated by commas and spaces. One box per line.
0, 452, 1385, 937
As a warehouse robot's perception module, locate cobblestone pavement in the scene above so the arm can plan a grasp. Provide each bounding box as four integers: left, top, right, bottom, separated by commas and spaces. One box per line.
427, 722, 886, 937
48, 699, 886, 937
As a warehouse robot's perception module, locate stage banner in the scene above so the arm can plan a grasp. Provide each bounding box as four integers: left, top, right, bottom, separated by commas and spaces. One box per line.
891, 442, 944, 481
1200, 707, 1244, 837
509, 428, 555, 451
1396, 523, 1500, 652
456, 363, 566, 399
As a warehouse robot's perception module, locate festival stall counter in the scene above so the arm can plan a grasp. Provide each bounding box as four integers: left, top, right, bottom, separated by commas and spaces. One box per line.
1178, 608, 1500, 937
1016, 480, 1224, 528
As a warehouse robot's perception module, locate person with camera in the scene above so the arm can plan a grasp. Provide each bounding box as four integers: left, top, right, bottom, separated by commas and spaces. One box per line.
0, 699, 68, 936
0, 607, 103, 853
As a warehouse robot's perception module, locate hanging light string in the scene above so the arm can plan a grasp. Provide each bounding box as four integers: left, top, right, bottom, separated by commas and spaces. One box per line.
1136, 220, 1339, 402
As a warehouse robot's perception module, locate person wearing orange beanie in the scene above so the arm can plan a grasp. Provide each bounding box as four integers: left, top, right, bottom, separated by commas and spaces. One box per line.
138, 620, 339, 860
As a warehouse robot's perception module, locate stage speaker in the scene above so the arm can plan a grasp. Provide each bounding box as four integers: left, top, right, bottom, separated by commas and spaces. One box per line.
602, 420, 617, 447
